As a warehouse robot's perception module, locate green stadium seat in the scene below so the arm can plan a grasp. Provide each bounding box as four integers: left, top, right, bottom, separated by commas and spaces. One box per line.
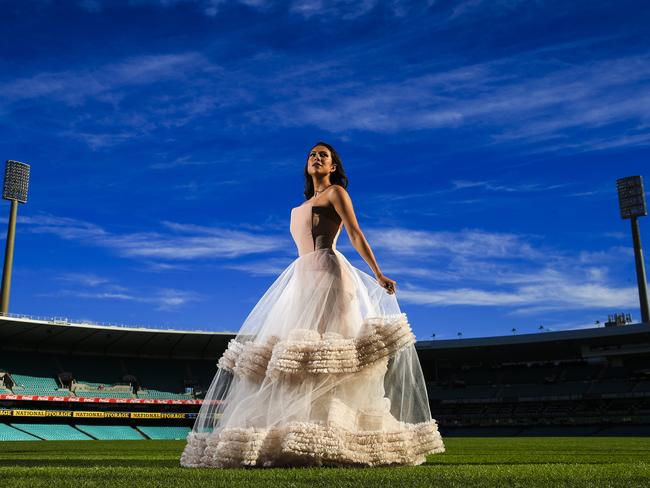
0, 423, 40, 441
10, 373, 59, 390
136, 388, 193, 400
8, 373, 72, 396
75, 425, 145, 440
74, 391, 134, 398
137, 426, 191, 440
10, 423, 93, 441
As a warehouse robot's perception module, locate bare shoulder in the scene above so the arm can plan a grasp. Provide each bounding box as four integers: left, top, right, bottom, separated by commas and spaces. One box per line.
329, 184, 350, 200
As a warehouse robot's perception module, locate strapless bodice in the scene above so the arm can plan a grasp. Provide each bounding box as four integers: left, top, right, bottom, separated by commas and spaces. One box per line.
290, 201, 343, 257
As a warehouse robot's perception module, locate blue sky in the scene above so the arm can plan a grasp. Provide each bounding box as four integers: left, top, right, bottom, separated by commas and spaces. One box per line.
0, 0, 649, 340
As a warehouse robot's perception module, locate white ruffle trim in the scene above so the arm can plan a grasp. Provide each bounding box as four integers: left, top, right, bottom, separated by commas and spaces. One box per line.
216, 313, 415, 382
180, 418, 444, 468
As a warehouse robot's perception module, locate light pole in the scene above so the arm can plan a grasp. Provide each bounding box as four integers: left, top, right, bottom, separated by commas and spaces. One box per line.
617, 175, 649, 324
0, 160, 30, 315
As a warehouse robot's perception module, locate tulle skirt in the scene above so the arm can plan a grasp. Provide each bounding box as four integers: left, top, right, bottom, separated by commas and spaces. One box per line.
180, 248, 445, 468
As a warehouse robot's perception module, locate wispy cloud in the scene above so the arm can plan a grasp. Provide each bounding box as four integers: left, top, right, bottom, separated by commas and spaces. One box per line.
220, 257, 294, 276
11, 208, 641, 321
361, 226, 636, 314
0, 52, 213, 105
0, 51, 232, 149
55, 272, 113, 288
14, 213, 288, 261
449, 0, 526, 20
254, 51, 650, 155
74, 0, 528, 22
41, 271, 203, 311
38, 286, 203, 311
365, 227, 543, 259
399, 281, 637, 313
76, 0, 437, 19
3, 15, 647, 157
361, 177, 578, 209
450, 180, 571, 193
1, 15, 647, 158
170, 179, 241, 200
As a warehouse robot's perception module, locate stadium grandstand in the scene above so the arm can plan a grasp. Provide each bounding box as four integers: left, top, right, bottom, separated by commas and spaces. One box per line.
1, 312, 649, 441
419, 314, 650, 436
0, 313, 233, 441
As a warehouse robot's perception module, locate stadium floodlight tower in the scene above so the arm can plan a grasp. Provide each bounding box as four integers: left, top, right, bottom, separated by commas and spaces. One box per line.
617, 175, 649, 324
0, 160, 30, 315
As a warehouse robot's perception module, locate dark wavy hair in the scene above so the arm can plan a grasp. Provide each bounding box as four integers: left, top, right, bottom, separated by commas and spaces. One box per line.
303, 141, 349, 200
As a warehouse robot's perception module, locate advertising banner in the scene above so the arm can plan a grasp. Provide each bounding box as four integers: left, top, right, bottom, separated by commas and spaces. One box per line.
0, 394, 202, 405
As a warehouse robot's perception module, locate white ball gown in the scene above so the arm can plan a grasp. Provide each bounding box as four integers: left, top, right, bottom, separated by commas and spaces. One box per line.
180, 193, 445, 467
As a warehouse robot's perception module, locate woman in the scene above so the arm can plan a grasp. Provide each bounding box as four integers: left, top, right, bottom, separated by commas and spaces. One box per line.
180, 142, 445, 468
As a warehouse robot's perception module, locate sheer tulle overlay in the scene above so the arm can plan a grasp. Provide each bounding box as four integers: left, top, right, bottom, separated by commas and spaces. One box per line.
180, 245, 445, 468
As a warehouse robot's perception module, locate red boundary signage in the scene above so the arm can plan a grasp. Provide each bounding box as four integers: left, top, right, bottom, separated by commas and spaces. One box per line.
0, 393, 202, 405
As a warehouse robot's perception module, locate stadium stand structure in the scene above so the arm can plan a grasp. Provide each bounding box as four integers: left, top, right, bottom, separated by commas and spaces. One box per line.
0, 314, 649, 440
0, 315, 230, 441
418, 320, 650, 436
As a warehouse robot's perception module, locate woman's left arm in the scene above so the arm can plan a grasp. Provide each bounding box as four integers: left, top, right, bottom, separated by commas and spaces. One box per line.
330, 186, 397, 294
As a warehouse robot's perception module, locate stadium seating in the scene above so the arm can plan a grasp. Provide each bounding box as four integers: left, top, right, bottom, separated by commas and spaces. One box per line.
452, 367, 496, 386
560, 362, 603, 382
484, 403, 515, 415
456, 404, 484, 416
10, 423, 93, 440
0, 352, 60, 377
600, 366, 633, 380
3, 316, 647, 440
10, 373, 58, 390
58, 356, 124, 384
9, 373, 71, 396
74, 391, 134, 398
513, 403, 545, 415
137, 426, 191, 440
125, 358, 188, 392
573, 401, 603, 416
0, 423, 40, 441
633, 380, 650, 393
501, 381, 588, 398
598, 425, 650, 435
589, 381, 635, 395
445, 426, 522, 436
454, 385, 499, 400
1, 351, 197, 401
75, 425, 145, 440
605, 398, 637, 414
544, 402, 574, 416
520, 425, 602, 436
136, 388, 193, 400
187, 359, 217, 393
500, 364, 561, 384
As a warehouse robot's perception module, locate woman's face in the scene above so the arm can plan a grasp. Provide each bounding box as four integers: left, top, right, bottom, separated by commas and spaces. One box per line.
307, 145, 336, 176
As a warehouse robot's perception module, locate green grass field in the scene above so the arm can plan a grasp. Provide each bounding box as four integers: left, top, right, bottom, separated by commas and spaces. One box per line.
0, 437, 648, 487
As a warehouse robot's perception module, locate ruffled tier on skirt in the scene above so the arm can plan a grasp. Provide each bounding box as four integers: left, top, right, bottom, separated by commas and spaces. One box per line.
180, 418, 444, 468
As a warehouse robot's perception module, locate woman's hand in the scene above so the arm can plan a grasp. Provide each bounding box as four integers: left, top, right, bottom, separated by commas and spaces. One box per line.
376, 273, 397, 295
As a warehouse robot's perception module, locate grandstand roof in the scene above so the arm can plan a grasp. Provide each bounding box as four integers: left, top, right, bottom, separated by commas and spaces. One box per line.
0, 315, 235, 359
2, 314, 648, 362
416, 322, 650, 362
